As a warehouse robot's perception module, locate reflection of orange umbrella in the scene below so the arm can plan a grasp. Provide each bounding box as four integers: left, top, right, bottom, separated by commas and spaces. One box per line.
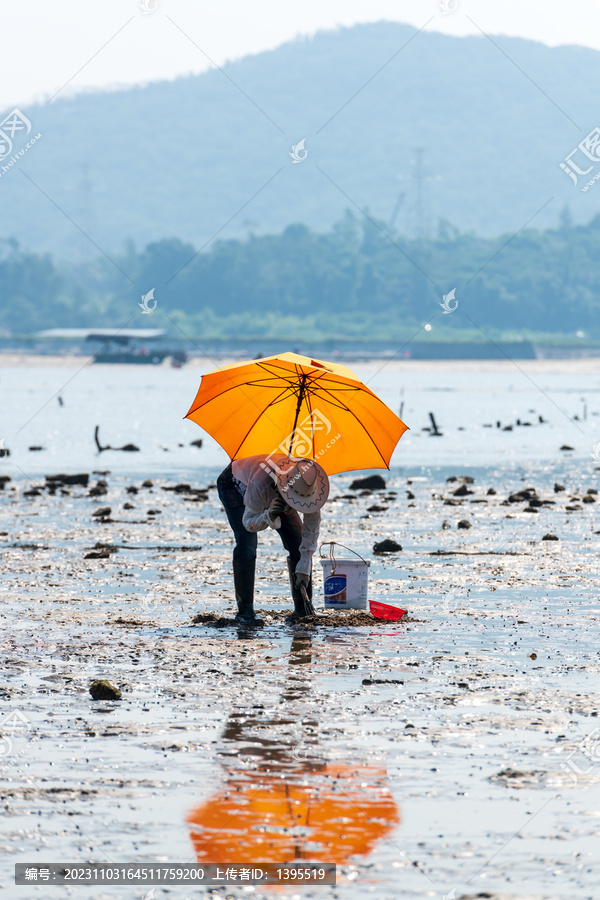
187, 764, 400, 864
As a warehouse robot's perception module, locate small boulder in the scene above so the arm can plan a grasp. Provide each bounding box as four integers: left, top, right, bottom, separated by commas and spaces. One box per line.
92, 506, 111, 518
542, 533, 559, 541
190, 439, 203, 448
373, 539, 402, 553
441, 520, 451, 530
457, 520, 472, 529
560, 445, 574, 451
446, 475, 474, 484
89, 680, 121, 701
142, 479, 153, 488
453, 484, 474, 497
46, 473, 89, 486
487, 488, 497, 495
554, 483, 565, 493
350, 475, 386, 491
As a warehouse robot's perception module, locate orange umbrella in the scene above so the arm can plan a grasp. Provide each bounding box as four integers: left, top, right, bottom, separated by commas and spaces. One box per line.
185, 352, 408, 475
187, 764, 400, 864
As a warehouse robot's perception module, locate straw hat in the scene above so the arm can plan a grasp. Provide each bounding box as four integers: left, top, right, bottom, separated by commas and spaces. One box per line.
273, 457, 329, 513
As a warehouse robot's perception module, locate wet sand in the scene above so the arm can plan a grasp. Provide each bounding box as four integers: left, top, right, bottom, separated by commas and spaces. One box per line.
1, 462, 599, 900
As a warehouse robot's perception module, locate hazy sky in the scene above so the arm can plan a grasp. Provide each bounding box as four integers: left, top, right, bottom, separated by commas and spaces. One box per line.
3, 0, 600, 110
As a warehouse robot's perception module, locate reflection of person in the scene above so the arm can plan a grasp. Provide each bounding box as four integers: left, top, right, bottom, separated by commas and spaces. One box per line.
187, 635, 401, 865
217, 455, 329, 625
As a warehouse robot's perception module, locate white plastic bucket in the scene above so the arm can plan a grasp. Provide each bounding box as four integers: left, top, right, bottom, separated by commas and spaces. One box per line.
320, 557, 370, 610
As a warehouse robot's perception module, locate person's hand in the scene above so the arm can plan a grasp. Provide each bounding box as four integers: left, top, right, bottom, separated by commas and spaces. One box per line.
295, 571, 310, 589
267, 495, 288, 525
269, 495, 288, 516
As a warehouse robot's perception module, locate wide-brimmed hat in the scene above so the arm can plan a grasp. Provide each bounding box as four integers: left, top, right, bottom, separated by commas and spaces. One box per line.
273, 456, 329, 513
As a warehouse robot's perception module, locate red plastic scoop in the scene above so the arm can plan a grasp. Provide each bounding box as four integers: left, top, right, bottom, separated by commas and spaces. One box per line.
369, 600, 407, 621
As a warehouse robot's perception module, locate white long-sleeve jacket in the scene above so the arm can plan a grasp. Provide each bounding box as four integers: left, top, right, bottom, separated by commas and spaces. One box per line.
231, 455, 321, 575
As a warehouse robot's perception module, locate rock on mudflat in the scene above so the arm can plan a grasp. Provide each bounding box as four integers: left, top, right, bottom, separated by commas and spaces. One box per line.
542, 533, 559, 541
46, 473, 89, 486
453, 483, 474, 496
373, 539, 402, 553
350, 475, 386, 491
89, 680, 121, 700
457, 519, 472, 529
92, 506, 111, 518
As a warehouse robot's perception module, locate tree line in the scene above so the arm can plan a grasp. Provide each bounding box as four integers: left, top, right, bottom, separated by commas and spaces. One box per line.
1, 209, 598, 339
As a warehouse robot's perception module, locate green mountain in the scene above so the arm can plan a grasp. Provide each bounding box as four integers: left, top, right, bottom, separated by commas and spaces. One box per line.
1, 21, 599, 261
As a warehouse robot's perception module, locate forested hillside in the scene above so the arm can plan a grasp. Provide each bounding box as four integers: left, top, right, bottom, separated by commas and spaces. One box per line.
1, 22, 599, 258
2, 210, 599, 338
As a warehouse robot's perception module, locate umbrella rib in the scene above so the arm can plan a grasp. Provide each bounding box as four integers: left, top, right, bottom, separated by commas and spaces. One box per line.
310, 384, 390, 468
228, 385, 292, 459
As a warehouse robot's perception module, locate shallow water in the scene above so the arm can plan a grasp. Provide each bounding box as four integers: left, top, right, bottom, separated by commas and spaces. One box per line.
1, 360, 599, 900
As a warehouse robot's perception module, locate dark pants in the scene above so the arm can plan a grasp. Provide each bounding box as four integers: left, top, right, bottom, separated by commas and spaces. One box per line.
217, 465, 304, 609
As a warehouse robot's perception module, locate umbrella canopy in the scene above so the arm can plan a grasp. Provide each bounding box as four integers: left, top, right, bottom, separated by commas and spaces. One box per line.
187, 764, 400, 864
185, 352, 408, 475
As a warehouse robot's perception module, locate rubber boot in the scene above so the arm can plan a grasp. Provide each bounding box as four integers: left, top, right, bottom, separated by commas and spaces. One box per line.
233, 556, 263, 625
285, 558, 315, 621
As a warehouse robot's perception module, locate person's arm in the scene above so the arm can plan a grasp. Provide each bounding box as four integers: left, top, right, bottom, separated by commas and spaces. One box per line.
241, 478, 282, 532
296, 511, 321, 576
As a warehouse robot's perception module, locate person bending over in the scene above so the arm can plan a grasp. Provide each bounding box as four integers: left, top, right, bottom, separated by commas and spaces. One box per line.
217, 455, 329, 624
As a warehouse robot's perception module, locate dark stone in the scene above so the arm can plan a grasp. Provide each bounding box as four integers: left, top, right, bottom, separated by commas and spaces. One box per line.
28, 446, 44, 451
89, 680, 121, 701
84, 550, 111, 559
23, 489, 41, 497
583, 496, 596, 504
457, 520, 472, 529
142, 480, 153, 488
508, 489, 537, 503
446, 476, 474, 484
560, 445, 574, 451
123, 502, 135, 510
524, 507, 539, 513
88, 484, 107, 497
126, 486, 138, 494
367, 505, 388, 512
92, 506, 111, 517
120, 444, 140, 452
0, 476, 11, 487
350, 475, 386, 491
373, 539, 402, 553
542, 533, 559, 541
487, 488, 497, 495
554, 483, 565, 492
46, 473, 89, 486
406, 491, 415, 500
190, 439, 203, 448
453, 484, 474, 496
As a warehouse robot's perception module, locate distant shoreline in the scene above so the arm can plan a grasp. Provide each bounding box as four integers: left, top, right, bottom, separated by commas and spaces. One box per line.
1, 353, 599, 374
